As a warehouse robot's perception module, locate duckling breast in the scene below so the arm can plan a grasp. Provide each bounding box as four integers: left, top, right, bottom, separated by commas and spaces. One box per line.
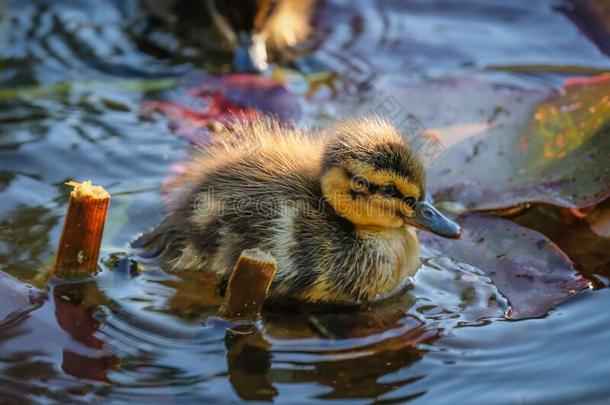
366, 227, 420, 291
265, 206, 421, 304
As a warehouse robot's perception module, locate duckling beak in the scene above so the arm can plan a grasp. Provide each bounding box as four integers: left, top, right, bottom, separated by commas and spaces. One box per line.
405, 200, 462, 239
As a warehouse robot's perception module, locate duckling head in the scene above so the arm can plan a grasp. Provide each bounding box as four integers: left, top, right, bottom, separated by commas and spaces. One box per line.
320, 117, 461, 238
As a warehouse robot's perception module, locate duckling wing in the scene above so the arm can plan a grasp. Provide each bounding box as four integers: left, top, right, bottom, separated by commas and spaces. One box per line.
135, 120, 325, 275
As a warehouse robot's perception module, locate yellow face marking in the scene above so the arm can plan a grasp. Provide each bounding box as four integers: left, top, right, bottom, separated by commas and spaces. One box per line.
348, 163, 422, 217
321, 167, 404, 229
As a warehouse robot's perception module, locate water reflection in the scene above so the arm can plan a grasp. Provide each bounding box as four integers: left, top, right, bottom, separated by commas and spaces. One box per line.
0, 281, 116, 401
226, 324, 427, 402
53, 282, 119, 381
0, 204, 59, 279
225, 326, 276, 400
0, 228, 512, 402
88, 251, 503, 401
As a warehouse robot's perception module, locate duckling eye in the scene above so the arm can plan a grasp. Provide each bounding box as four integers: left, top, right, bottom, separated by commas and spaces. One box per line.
379, 184, 397, 197
402, 196, 416, 208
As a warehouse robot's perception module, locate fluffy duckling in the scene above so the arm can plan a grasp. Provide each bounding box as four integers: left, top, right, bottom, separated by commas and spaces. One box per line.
137, 117, 461, 304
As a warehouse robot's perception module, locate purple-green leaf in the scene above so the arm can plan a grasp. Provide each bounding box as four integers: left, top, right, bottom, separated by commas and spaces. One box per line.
420, 214, 591, 319
428, 75, 610, 210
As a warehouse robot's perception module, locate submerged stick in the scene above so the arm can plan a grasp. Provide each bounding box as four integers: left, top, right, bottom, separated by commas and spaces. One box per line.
54, 181, 110, 277
220, 249, 277, 321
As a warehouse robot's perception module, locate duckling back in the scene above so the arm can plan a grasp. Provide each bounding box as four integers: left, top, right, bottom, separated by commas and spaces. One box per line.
138, 119, 328, 281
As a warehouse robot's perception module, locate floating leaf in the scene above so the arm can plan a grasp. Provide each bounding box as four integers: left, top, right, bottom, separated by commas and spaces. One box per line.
514, 203, 610, 287
429, 74, 610, 210
420, 214, 591, 319
142, 73, 301, 144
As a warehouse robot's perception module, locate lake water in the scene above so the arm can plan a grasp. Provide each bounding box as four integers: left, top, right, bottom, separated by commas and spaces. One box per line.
1, 0, 609, 403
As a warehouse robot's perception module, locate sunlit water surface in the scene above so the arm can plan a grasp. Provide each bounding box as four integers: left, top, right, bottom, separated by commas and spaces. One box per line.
1, 0, 610, 403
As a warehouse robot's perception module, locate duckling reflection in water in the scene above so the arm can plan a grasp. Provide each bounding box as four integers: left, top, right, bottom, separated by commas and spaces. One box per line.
137, 117, 461, 304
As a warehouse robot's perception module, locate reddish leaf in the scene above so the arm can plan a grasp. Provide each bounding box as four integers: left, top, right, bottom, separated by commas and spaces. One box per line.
142, 73, 301, 144
184, 74, 302, 122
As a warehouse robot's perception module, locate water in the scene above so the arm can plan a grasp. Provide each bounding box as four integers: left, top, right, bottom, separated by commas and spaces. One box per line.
1, 0, 610, 403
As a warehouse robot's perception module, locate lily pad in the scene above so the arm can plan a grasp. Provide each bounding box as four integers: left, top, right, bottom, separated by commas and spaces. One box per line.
428, 74, 610, 210
419, 214, 591, 319
514, 203, 610, 287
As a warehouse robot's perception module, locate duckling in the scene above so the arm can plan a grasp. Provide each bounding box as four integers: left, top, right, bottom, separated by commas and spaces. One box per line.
136, 117, 461, 304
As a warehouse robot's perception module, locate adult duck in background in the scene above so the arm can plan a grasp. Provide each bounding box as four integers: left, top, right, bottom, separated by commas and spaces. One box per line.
135, 117, 461, 304
141, 0, 315, 71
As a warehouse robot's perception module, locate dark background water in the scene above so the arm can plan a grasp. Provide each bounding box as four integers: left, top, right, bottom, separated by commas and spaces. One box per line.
1, 0, 610, 403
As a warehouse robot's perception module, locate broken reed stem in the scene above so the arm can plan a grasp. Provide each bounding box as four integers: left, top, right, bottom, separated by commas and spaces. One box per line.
54, 181, 110, 278
220, 248, 278, 321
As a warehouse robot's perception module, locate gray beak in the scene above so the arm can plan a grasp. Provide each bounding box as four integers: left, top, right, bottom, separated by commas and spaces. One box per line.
406, 200, 462, 239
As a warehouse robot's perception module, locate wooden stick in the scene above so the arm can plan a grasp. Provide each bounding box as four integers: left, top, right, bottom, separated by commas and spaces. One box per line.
220, 249, 277, 321
54, 181, 110, 277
